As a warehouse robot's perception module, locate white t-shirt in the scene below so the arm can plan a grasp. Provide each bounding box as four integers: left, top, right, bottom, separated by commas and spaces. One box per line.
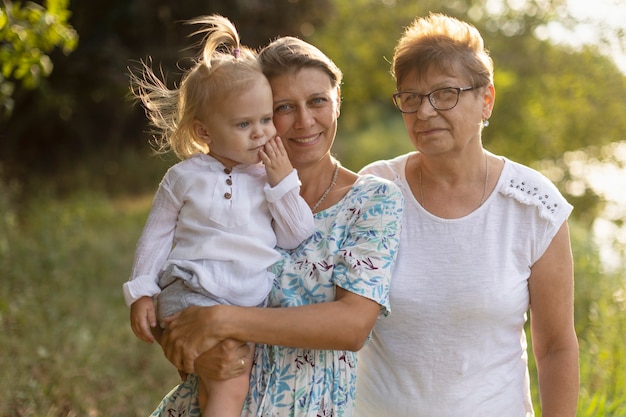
123, 153, 314, 307
356, 153, 572, 417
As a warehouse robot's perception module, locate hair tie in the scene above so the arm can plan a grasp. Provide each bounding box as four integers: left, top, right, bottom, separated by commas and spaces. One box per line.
233, 48, 240, 59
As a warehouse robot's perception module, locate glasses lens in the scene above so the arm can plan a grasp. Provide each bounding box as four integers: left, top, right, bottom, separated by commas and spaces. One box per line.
429, 88, 459, 110
394, 93, 420, 113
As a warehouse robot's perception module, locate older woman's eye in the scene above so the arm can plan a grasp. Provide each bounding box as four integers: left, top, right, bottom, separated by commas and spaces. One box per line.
403, 93, 419, 105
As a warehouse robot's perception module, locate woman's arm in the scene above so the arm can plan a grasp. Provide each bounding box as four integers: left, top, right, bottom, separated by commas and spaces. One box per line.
529, 222, 579, 417
161, 287, 380, 374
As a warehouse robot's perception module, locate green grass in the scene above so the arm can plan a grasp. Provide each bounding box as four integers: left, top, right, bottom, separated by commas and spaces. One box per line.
1, 154, 625, 416
0, 186, 178, 416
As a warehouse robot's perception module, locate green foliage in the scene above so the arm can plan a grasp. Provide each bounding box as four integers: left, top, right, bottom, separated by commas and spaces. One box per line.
0, 181, 177, 416
0, 0, 78, 117
570, 222, 626, 415
333, 105, 413, 171
486, 40, 626, 163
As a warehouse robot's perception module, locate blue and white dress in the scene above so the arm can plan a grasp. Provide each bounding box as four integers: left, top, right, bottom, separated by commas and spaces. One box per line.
150, 175, 403, 417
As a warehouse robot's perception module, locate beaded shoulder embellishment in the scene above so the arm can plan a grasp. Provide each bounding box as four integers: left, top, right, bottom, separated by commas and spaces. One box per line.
503, 178, 562, 219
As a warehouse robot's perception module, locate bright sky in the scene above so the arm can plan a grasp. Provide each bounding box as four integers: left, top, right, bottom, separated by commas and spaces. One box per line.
545, 0, 626, 73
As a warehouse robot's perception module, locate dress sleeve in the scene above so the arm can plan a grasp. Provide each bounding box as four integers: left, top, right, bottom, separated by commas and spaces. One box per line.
122, 173, 181, 306
333, 177, 404, 316
264, 169, 315, 249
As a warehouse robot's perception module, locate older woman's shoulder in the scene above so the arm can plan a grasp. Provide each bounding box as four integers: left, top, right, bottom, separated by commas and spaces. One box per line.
359, 153, 414, 181
498, 157, 572, 220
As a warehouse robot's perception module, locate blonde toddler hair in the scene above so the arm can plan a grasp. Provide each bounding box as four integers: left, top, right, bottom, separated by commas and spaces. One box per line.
129, 15, 262, 160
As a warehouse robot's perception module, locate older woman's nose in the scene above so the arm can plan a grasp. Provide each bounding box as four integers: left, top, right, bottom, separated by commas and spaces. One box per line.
417, 96, 437, 119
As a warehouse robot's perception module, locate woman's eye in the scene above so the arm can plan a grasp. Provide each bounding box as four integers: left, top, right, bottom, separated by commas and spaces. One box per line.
274, 104, 293, 114
404, 94, 418, 104
310, 97, 327, 106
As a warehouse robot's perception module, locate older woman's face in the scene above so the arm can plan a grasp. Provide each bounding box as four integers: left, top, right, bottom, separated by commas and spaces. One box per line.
397, 67, 493, 156
268, 67, 341, 167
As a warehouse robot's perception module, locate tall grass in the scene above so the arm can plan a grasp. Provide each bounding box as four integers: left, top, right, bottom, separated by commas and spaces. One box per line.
1, 151, 625, 416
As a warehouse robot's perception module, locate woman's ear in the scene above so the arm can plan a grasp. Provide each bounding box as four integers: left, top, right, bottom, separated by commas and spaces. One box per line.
482, 84, 495, 120
335, 87, 342, 118
193, 120, 211, 144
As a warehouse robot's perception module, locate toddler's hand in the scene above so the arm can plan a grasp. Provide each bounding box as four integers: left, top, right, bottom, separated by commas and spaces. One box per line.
260, 136, 293, 187
130, 296, 157, 343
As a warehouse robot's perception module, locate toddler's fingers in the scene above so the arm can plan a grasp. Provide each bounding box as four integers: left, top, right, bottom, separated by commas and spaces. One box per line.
264, 139, 277, 156
141, 321, 155, 343
147, 306, 157, 329
259, 148, 270, 165
273, 136, 284, 150
272, 136, 288, 158
132, 320, 154, 343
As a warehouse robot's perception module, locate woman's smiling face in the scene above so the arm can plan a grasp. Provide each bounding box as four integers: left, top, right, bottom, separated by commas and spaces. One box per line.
268, 67, 341, 167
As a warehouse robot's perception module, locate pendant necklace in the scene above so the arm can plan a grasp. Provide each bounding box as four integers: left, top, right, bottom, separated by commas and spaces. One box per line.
311, 162, 339, 213
419, 151, 489, 209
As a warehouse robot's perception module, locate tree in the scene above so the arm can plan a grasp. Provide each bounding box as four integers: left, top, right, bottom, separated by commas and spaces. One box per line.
0, 0, 330, 184
0, 0, 77, 117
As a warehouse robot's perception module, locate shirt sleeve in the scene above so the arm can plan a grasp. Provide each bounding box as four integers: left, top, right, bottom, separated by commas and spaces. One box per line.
264, 169, 315, 249
122, 175, 181, 306
332, 178, 404, 316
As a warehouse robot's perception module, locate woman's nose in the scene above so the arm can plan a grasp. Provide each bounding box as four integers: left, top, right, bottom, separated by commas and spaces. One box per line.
294, 107, 314, 128
416, 96, 437, 119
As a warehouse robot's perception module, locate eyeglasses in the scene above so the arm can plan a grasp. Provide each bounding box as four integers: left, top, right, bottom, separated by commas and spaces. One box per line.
392, 86, 483, 113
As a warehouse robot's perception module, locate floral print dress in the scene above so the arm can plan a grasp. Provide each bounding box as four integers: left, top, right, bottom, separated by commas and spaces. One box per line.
150, 175, 403, 417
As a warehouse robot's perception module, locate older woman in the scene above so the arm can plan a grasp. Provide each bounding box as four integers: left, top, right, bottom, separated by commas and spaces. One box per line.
355, 13, 579, 417
150, 35, 404, 417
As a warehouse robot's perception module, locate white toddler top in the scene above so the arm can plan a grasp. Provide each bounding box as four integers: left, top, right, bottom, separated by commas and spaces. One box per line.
123, 153, 314, 307
356, 153, 573, 417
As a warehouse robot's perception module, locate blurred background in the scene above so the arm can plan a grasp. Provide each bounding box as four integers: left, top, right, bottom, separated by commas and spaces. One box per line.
1, 0, 625, 415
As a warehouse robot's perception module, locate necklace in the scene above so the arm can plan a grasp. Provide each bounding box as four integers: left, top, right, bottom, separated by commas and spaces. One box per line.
311, 162, 339, 213
419, 151, 489, 209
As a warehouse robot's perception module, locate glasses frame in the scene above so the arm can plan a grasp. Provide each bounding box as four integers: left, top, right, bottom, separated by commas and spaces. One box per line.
392, 85, 483, 113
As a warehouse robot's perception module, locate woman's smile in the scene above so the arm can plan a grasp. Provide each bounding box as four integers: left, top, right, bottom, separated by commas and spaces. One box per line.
289, 132, 323, 145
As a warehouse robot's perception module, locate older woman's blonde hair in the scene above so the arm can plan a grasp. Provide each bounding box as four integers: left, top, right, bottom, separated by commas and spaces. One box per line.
392, 13, 493, 89
129, 15, 263, 159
